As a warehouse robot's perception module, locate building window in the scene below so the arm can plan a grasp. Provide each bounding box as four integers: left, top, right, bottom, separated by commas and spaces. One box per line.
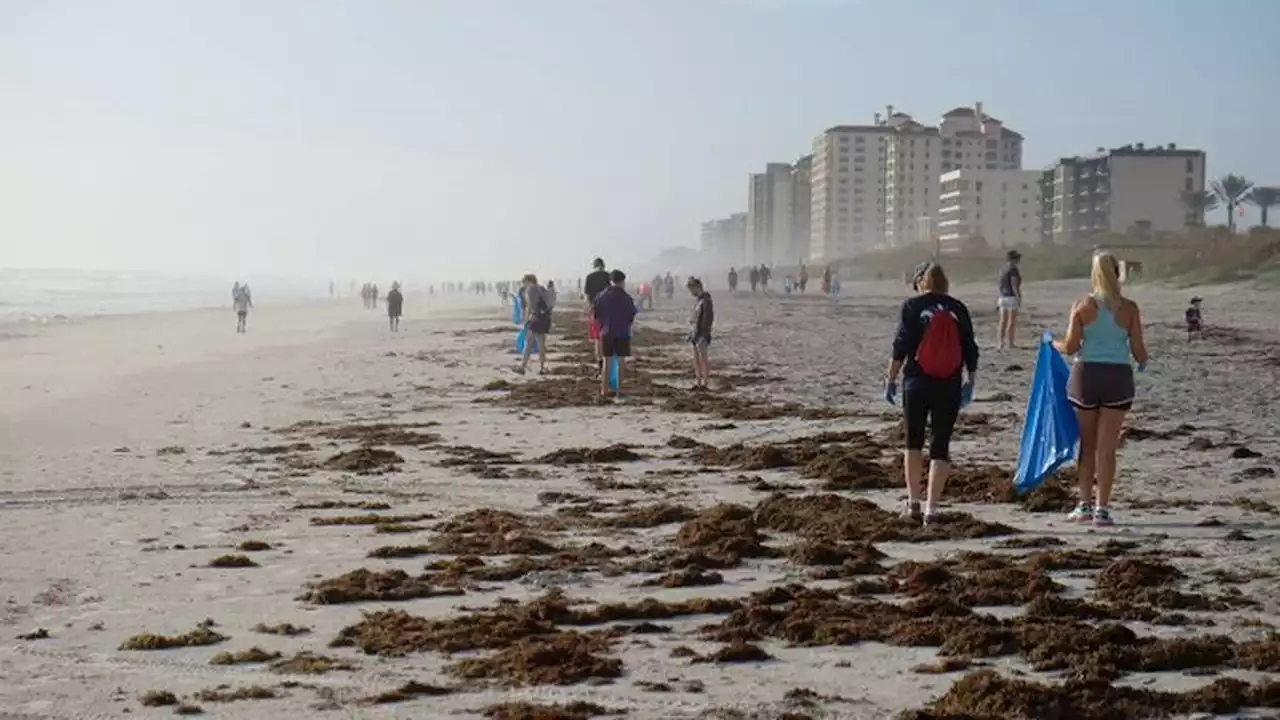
986, 139, 997, 148
1185, 177, 1193, 191
975, 181, 983, 191
1185, 157, 1193, 172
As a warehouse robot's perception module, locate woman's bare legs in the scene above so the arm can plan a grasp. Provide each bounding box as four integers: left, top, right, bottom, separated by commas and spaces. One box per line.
1074, 408, 1100, 505
998, 310, 1010, 349
1094, 408, 1128, 508
904, 450, 924, 506
926, 459, 951, 510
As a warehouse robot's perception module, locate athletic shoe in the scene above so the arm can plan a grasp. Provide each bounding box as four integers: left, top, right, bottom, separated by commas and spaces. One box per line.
902, 501, 923, 524
1067, 503, 1094, 523
1093, 508, 1115, 527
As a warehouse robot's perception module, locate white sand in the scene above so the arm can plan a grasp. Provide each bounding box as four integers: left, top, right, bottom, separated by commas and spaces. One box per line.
1, 280, 1277, 719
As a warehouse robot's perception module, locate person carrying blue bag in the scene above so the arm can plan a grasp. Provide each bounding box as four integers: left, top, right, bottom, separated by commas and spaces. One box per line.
884, 263, 979, 526
1044, 250, 1149, 528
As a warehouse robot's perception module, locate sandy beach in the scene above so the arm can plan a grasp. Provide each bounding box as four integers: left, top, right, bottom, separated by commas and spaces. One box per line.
1, 279, 1278, 720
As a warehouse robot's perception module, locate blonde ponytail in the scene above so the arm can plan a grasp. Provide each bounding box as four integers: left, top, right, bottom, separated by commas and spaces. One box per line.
1091, 251, 1123, 311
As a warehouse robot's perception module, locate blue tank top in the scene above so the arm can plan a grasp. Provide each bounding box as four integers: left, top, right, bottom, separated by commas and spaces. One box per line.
1080, 296, 1131, 365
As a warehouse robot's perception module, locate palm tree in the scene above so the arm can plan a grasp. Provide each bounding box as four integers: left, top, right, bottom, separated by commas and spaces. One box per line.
1247, 186, 1280, 228
1211, 174, 1254, 233
1181, 190, 1219, 228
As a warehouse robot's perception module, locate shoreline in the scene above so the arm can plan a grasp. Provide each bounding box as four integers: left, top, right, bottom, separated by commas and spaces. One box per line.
1, 280, 1277, 719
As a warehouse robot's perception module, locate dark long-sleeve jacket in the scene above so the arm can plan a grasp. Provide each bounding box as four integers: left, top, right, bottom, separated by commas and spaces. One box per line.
592, 286, 637, 338
892, 292, 979, 385
690, 291, 714, 339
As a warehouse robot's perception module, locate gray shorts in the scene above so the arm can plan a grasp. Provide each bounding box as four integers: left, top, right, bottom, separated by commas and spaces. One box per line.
1068, 362, 1135, 411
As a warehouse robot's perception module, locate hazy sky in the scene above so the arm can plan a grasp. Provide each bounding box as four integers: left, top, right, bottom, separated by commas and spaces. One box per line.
2, 0, 1277, 280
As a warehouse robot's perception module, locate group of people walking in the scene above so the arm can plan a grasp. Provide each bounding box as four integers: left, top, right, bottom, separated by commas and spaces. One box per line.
884, 249, 1147, 528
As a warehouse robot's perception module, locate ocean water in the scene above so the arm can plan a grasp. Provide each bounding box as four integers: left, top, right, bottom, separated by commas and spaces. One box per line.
0, 268, 331, 324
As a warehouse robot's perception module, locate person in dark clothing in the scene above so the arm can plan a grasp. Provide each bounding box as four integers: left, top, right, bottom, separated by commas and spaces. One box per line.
728, 267, 738, 292
1185, 297, 1203, 340
884, 263, 979, 525
583, 258, 612, 367
663, 272, 675, 300
759, 264, 771, 291
749, 266, 760, 293
798, 264, 808, 293
686, 277, 714, 389
997, 250, 1023, 349
592, 270, 637, 398
386, 282, 404, 332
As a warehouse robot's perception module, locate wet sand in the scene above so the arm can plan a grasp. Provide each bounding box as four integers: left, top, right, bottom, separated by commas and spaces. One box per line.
1, 280, 1278, 719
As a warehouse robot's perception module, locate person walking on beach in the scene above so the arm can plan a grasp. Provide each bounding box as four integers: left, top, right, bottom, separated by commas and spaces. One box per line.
759, 264, 772, 292
749, 266, 760, 293
583, 258, 612, 369
1185, 296, 1204, 341
516, 274, 553, 375
233, 283, 253, 333
663, 272, 675, 301
822, 265, 832, 295
593, 270, 637, 398
884, 263, 979, 525
798, 264, 809, 293
997, 250, 1023, 349
728, 267, 738, 292
386, 282, 404, 332
1053, 251, 1148, 527
371, 284, 380, 309
686, 277, 714, 390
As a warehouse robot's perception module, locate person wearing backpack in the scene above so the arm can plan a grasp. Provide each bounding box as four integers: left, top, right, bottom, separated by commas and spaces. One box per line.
884, 262, 979, 525
516, 274, 553, 375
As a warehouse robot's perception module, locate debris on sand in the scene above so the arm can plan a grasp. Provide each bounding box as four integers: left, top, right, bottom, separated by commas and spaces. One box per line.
236, 540, 273, 551
754, 493, 1018, 543
16, 628, 49, 640
300, 568, 464, 604
194, 686, 279, 702
688, 641, 774, 664
208, 553, 258, 568
332, 590, 740, 657
427, 532, 561, 556
885, 559, 1061, 607
1122, 424, 1195, 442
787, 541, 886, 578
252, 622, 311, 636
120, 626, 228, 650
435, 445, 520, 468
363, 680, 455, 704
692, 432, 894, 490
483, 379, 514, 391
139, 691, 180, 707
291, 500, 392, 511
639, 568, 724, 588
1092, 558, 1235, 610
537, 445, 644, 465
602, 502, 698, 528
309, 422, 441, 447
910, 658, 973, 674
322, 448, 405, 473
665, 393, 847, 422
674, 504, 776, 565
436, 508, 562, 535
310, 512, 434, 526
368, 544, 432, 559
667, 435, 710, 451
446, 631, 622, 686
482, 701, 623, 720
900, 668, 1280, 720
374, 523, 426, 534
269, 652, 358, 675
994, 536, 1065, 550
157, 445, 187, 456
174, 703, 205, 715
210, 647, 282, 665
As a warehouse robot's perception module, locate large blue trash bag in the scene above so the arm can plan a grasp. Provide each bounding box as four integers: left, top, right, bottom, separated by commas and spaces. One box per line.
609, 356, 621, 392
1014, 333, 1081, 494
512, 293, 524, 325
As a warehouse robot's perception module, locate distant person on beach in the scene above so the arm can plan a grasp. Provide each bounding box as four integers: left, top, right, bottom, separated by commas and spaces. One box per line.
593, 270, 636, 397
386, 282, 404, 332
1053, 251, 1148, 528
329, 280, 335, 298
233, 283, 253, 333
728, 267, 738, 292
371, 284, 380, 309
546, 280, 558, 309
759, 264, 771, 292
517, 274, 552, 375
686, 277, 714, 390
749, 266, 760, 293
885, 263, 978, 525
822, 265, 832, 295
663, 272, 675, 300
583, 258, 612, 368
638, 281, 654, 310
1185, 297, 1204, 341
997, 250, 1023, 350
798, 264, 809, 293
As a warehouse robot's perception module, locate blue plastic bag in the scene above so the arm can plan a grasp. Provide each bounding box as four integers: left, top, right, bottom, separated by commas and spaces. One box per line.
1014, 333, 1080, 494
516, 326, 539, 355
512, 293, 524, 325
609, 356, 621, 392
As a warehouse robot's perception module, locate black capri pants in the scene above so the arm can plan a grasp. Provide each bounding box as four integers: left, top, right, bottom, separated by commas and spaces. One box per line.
902, 377, 963, 461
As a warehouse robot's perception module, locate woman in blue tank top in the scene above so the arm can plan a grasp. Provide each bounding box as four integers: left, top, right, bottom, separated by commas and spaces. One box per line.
1052, 251, 1149, 527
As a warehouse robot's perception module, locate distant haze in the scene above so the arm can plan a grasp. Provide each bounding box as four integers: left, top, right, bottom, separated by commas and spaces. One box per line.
2, 0, 1276, 281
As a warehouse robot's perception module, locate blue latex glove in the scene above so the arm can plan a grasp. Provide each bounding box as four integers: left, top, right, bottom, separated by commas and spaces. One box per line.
1136, 363, 1147, 373
884, 381, 898, 406
961, 381, 974, 408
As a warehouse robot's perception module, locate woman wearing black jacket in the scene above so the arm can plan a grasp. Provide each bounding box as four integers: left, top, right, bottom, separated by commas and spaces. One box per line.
884, 263, 979, 525
686, 277, 714, 389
